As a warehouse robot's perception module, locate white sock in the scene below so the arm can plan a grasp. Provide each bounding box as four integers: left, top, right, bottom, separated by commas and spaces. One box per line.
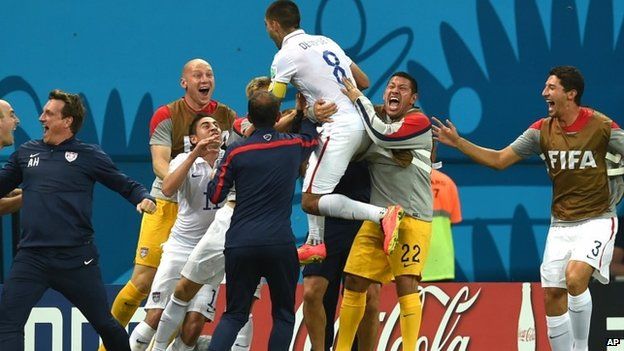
153, 295, 189, 350
568, 289, 592, 351
546, 313, 573, 351
232, 314, 253, 350
129, 321, 156, 351
166, 336, 195, 351
306, 214, 325, 244
318, 194, 384, 222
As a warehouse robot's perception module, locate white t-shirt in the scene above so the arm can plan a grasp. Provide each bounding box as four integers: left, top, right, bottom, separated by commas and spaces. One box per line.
168, 152, 222, 247
270, 29, 364, 133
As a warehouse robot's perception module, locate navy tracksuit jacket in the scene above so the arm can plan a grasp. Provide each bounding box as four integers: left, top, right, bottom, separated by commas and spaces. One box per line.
205, 120, 318, 351
0, 137, 152, 350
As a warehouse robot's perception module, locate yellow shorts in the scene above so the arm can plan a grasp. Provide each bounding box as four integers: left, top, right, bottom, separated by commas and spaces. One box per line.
344, 216, 432, 284
134, 198, 178, 268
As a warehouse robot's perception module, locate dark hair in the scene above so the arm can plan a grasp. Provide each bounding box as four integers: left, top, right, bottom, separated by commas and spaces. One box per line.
389, 71, 418, 94
548, 66, 584, 105
48, 89, 86, 134
188, 112, 211, 136
248, 91, 280, 128
266, 0, 300, 29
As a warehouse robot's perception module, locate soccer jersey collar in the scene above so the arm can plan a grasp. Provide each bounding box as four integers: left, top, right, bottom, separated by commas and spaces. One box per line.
282, 29, 305, 46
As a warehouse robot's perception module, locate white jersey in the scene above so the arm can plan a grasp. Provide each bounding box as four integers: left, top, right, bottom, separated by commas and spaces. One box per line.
168, 152, 222, 247
270, 29, 363, 133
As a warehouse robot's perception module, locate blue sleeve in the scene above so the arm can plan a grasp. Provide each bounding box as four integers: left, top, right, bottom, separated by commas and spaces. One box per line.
0, 151, 22, 198
298, 119, 319, 160
91, 146, 153, 205
206, 146, 236, 204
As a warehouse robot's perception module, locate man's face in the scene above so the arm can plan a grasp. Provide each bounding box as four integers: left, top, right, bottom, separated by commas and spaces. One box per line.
383, 76, 417, 119
181, 61, 215, 109
541, 75, 575, 118
190, 116, 222, 147
39, 99, 72, 144
0, 101, 20, 147
265, 18, 281, 48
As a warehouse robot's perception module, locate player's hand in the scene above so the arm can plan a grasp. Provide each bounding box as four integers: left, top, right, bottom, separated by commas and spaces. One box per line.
137, 198, 157, 214
431, 117, 461, 148
295, 92, 307, 111
341, 76, 363, 102
7, 188, 22, 197
243, 124, 256, 137
313, 100, 336, 123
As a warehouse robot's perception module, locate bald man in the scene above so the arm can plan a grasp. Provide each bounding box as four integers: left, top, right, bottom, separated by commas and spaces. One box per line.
102, 59, 237, 349
0, 100, 22, 215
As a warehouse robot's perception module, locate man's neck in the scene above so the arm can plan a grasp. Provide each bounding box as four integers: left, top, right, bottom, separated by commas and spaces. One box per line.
557, 104, 581, 127
184, 97, 211, 112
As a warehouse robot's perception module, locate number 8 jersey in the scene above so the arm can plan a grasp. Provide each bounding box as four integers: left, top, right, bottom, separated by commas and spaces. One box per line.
269, 29, 364, 133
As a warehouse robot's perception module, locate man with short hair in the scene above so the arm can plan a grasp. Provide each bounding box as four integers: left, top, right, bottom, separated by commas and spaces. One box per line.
0, 90, 156, 350
264, 0, 405, 264
106, 59, 237, 344
336, 73, 434, 351
434, 66, 624, 351
0, 99, 22, 215
129, 114, 224, 351
206, 91, 318, 350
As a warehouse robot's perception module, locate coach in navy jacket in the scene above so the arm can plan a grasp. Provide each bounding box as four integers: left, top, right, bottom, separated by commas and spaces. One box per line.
0, 90, 156, 351
206, 91, 318, 350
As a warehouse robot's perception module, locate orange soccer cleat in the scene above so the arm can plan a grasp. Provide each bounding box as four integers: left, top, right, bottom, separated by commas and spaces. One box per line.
297, 242, 327, 265
381, 205, 405, 255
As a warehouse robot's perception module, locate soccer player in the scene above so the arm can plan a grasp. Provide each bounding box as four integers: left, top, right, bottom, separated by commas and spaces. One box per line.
264, 0, 404, 264
0, 90, 156, 350
0, 99, 22, 215
205, 91, 318, 350
302, 161, 382, 351
105, 58, 236, 346
150, 77, 286, 351
129, 115, 224, 351
433, 66, 624, 351
336, 73, 433, 351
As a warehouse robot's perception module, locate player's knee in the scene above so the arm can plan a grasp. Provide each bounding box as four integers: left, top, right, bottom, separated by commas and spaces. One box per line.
130, 266, 157, 293
144, 309, 163, 329
302, 285, 324, 304
364, 285, 381, 313
173, 278, 200, 302
344, 274, 369, 293
565, 272, 589, 294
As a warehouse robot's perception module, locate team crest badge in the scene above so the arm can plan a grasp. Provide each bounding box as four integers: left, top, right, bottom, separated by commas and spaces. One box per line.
152, 291, 161, 303
263, 134, 272, 141
65, 152, 78, 162
140, 247, 149, 258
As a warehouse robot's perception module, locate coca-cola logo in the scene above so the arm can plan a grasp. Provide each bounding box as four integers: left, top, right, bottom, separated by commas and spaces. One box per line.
291, 285, 482, 351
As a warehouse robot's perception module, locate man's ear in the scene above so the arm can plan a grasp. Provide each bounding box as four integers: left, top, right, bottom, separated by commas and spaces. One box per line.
410, 93, 418, 106
180, 77, 187, 90
566, 89, 577, 102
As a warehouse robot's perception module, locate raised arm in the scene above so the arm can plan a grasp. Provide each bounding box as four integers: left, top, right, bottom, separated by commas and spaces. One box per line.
432, 117, 522, 170
162, 135, 221, 197
349, 62, 369, 90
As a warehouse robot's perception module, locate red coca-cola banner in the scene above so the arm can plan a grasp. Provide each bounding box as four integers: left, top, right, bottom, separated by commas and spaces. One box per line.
202, 282, 550, 350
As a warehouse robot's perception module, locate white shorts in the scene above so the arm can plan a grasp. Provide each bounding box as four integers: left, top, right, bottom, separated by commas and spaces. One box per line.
541, 217, 618, 288
144, 240, 218, 321
181, 204, 232, 287
181, 204, 264, 299
302, 128, 369, 194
